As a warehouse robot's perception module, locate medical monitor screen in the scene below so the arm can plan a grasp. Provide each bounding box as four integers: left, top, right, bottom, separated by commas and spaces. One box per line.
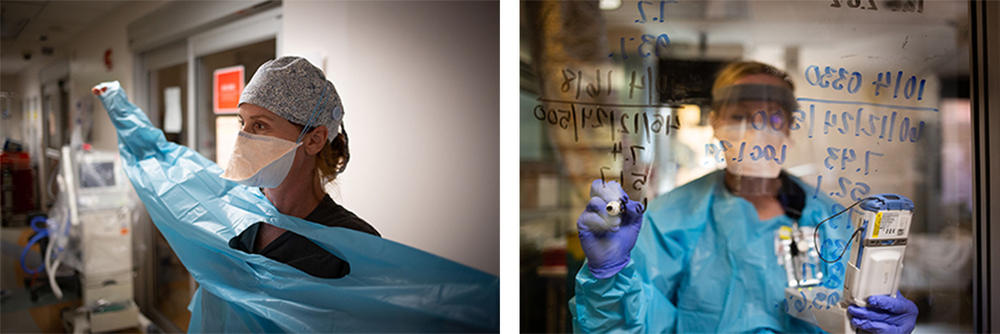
79, 162, 116, 188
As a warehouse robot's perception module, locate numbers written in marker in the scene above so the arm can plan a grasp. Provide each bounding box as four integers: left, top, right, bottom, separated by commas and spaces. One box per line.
557, 66, 669, 102
704, 140, 788, 166
791, 104, 926, 144
823, 147, 884, 176
609, 34, 671, 61
532, 104, 680, 144
777, 289, 843, 313
804, 65, 863, 94
830, 0, 877, 10
611, 142, 647, 166
599, 165, 651, 213
872, 71, 927, 101
831, 0, 924, 12
804, 65, 927, 102
813, 174, 871, 201
634, 0, 678, 23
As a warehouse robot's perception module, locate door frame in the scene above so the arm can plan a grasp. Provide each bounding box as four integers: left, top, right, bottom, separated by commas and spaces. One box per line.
970, 1, 1000, 332
128, 5, 280, 332
186, 7, 281, 149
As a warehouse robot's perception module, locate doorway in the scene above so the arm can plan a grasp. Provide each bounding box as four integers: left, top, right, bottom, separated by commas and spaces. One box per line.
132, 7, 279, 332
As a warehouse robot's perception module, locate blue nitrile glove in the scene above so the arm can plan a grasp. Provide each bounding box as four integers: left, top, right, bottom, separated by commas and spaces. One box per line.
577, 180, 643, 279
847, 292, 919, 334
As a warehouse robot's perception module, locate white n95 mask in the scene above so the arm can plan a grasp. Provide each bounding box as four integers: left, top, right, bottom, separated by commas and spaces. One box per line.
222, 83, 331, 188
220, 131, 301, 188
714, 123, 788, 178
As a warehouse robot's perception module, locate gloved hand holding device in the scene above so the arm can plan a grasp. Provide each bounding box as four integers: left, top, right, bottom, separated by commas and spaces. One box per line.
847, 292, 919, 334
577, 180, 643, 279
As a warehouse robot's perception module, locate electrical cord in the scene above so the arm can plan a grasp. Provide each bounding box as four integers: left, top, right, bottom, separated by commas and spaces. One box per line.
815, 197, 873, 263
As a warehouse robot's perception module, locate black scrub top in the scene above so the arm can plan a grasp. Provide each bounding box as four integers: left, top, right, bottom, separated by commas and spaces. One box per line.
228, 194, 380, 278
776, 171, 807, 221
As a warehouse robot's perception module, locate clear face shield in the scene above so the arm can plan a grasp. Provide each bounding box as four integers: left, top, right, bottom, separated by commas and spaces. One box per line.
714, 84, 826, 290
712, 83, 799, 196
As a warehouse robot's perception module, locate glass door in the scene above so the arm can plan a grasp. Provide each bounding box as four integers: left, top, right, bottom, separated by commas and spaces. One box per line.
520, 0, 974, 331
136, 41, 193, 332
194, 39, 276, 166
132, 7, 279, 332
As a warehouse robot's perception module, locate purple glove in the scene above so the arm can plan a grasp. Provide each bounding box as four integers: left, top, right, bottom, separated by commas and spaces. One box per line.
577, 180, 643, 279
847, 292, 919, 334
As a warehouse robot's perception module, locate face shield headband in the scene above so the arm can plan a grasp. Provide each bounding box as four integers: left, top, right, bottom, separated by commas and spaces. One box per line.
712, 83, 799, 116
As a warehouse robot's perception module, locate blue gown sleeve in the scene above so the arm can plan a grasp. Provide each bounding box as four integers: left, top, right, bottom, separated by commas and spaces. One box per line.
812, 200, 854, 292
93, 81, 499, 333
571, 198, 701, 333
98, 81, 232, 242
101, 82, 180, 161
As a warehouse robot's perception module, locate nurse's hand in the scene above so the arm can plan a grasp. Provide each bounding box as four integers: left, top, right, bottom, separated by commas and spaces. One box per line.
847, 292, 918, 334
577, 180, 643, 279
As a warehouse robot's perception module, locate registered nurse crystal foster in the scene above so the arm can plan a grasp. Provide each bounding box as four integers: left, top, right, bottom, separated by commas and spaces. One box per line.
89, 56, 498, 332
219, 56, 379, 279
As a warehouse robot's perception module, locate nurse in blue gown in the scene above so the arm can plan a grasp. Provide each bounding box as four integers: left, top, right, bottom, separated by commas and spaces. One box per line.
570, 61, 918, 333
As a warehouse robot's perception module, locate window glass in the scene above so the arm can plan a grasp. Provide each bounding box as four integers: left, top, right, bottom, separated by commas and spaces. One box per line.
520, 1, 972, 332
195, 38, 276, 162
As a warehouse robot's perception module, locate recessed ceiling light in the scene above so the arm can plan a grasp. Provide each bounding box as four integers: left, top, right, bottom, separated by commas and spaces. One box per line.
599, 0, 622, 10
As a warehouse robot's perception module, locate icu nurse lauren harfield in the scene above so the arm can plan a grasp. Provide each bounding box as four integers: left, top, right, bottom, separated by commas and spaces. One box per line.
570, 61, 918, 333
91, 56, 498, 332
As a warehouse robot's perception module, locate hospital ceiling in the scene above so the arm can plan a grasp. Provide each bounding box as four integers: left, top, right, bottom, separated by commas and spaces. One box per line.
600, 0, 969, 52
1, 1, 125, 75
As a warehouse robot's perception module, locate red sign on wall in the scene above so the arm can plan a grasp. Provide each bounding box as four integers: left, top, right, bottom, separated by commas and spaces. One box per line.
213, 65, 244, 114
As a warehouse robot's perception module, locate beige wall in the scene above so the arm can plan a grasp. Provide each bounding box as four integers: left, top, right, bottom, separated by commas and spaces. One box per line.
282, 1, 500, 275
67, 1, 168, 151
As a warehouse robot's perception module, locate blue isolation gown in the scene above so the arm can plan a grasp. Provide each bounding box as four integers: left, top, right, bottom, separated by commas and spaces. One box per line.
571, 170, 852, 333
94, 81, 498, 333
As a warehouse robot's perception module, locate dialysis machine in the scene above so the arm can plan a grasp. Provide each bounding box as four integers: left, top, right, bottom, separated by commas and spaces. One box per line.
49, 145, 146, 333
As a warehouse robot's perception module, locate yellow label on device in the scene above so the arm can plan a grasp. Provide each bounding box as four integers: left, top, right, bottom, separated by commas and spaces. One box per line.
872, 212, 883, 238
779, 226, 792, 240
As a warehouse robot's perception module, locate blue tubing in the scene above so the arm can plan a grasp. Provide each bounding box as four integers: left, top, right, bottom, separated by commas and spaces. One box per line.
19, 216, 49, 275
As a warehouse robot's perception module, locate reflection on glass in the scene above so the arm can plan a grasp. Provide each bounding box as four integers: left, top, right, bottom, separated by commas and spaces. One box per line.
154, 229, 191, 331
155, 62, 187, 144
521, 0, 971, 332
196, 38, 276, 161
